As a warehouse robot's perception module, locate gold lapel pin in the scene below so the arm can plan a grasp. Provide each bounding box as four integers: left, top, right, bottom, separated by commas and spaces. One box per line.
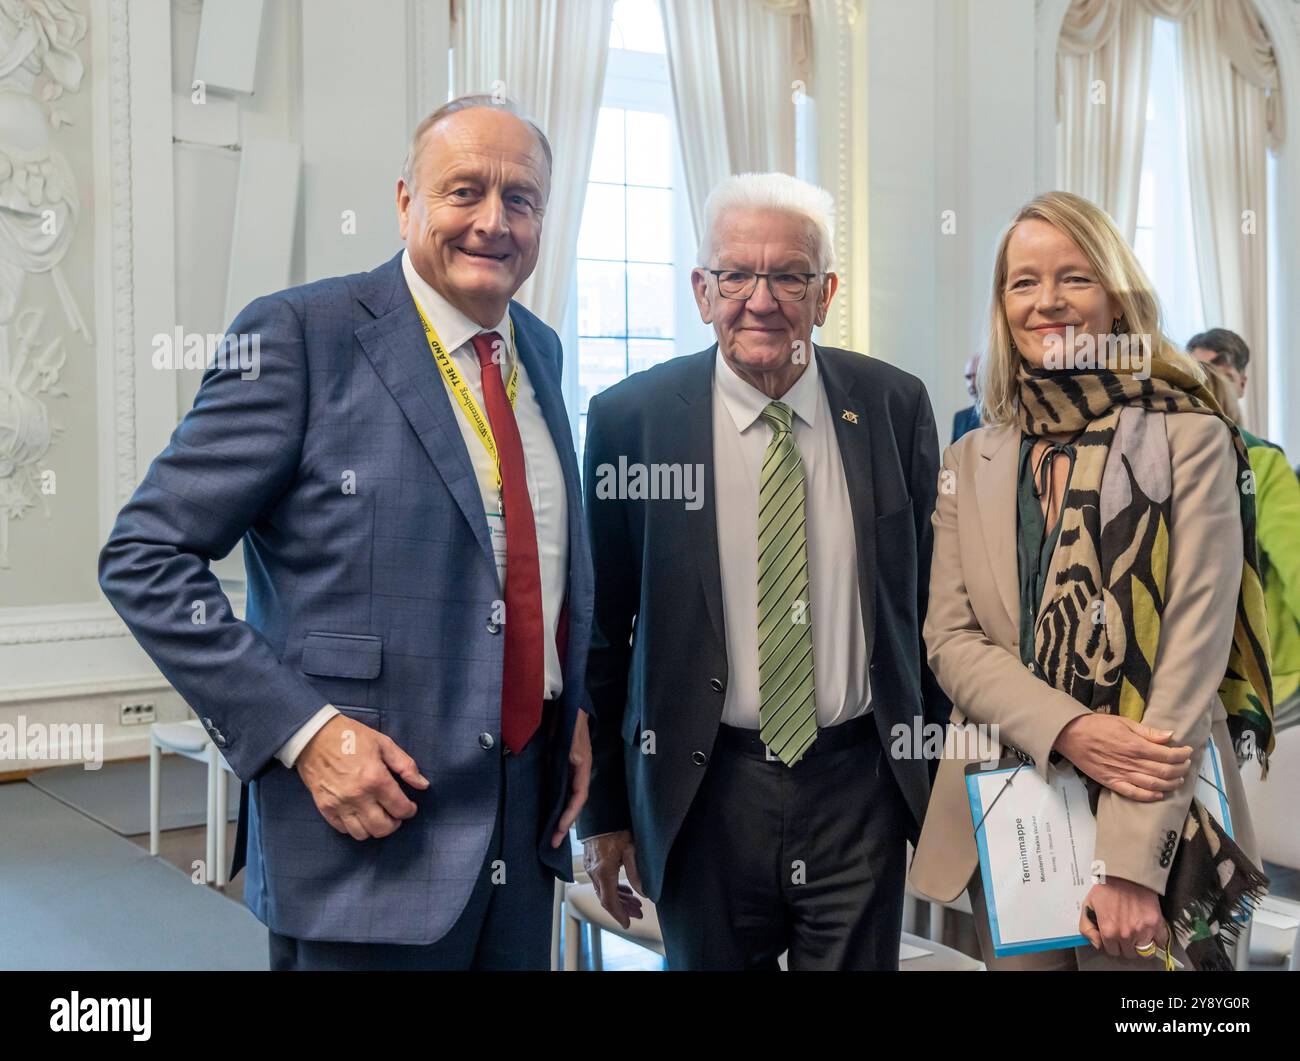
841, 410, 859, 424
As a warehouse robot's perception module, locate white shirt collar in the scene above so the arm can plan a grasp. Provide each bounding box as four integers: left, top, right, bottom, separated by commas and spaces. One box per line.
714, 344, 820, 434
401, 248, 511, 355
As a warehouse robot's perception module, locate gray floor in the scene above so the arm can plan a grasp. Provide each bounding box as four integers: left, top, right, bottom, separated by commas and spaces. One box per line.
0, 781, 267, 970
28, 756, 239, 836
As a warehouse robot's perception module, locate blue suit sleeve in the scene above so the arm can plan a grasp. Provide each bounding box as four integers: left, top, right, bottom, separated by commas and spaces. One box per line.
98, 292, 331, 781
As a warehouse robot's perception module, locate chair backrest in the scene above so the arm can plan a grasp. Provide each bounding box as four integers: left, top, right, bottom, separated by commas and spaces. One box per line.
1241, 725, 1300, 870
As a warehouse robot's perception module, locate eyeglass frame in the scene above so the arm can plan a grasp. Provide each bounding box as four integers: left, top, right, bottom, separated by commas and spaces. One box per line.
703, 268, 826, 302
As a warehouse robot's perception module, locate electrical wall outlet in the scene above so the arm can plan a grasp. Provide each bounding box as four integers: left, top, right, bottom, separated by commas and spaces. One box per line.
119, 701, 157, 726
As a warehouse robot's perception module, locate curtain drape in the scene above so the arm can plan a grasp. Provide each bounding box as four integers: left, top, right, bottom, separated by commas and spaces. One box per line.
658, 0, 806, 244
450, 0, 616, 329
1055, 0, 1283, 433
1056, 0, 1156, 242
1180, 0, 1277, 433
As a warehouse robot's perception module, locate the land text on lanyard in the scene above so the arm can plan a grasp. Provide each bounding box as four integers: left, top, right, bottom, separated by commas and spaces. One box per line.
415, 302, 519, 491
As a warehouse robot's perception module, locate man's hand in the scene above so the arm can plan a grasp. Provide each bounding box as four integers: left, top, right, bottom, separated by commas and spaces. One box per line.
550, 710, 592, 848
295, 714, 428, 840
583, 830, 645, 930
1080, 876, 1170, 960
1053, 714, 1192, 801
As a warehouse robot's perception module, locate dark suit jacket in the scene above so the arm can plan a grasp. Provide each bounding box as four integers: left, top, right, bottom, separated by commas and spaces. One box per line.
577, 344, 950, 902
951, 404, 980, 443
99, 251, 593, 944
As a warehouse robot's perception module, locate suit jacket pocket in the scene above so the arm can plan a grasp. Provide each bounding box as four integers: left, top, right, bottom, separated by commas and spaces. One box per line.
301, 632, 383, 680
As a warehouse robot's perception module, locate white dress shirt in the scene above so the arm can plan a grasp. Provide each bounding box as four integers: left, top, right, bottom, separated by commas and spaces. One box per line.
275, 250, 569, 767
713, 347, 871, 728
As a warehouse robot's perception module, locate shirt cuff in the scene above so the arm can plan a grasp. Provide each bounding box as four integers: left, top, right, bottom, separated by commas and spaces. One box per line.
577, 830, 622, 844
275, 705, 339, 768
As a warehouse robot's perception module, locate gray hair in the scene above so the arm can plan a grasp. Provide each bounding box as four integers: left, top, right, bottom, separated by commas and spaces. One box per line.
697, 172, 836, 272
400, 94, 554, 188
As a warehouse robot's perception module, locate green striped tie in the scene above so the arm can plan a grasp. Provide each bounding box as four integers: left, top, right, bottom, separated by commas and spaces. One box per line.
757, 400, 817, 766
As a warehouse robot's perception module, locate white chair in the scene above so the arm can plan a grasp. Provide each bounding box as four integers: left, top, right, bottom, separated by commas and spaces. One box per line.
148, 719, 236, 887
561, 879, 666, 970
905, 841, 974, 944
1239, 725, 1300, 968
908, 883, 973, 944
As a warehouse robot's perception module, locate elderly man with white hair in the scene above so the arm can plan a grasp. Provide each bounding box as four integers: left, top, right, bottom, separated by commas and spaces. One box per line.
577, 172, 949, 969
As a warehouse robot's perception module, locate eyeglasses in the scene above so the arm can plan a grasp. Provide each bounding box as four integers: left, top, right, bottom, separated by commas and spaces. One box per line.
705, 270, 822, 302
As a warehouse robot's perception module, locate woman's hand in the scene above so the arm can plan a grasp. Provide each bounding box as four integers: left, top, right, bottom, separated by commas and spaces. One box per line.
1052, 713, 1192, 800
1080, 877, 1169, 960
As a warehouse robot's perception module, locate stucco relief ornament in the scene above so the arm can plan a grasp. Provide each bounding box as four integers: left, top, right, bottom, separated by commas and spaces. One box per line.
0, 0, 86, 566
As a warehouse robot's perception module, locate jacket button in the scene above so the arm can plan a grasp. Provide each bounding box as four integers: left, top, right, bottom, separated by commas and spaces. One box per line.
478, 732, 495, 750
1159, 856, 1170, 868
691, 751, 708, 766
486, 619, 501, 634
709, 678, 724, 692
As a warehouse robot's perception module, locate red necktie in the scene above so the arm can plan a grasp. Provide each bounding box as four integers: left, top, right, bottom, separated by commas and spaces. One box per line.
471, 331, 544, 753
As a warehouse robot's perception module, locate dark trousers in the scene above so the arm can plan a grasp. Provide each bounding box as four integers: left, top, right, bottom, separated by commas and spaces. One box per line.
268, 731, 554, 971
655, 714, 909, 971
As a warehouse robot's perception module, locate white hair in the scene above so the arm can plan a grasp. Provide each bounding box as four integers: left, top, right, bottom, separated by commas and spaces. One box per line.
696, 172, 836, 273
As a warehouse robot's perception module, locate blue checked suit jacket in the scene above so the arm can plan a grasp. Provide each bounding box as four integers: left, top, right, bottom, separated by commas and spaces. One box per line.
99, 251, 593, 944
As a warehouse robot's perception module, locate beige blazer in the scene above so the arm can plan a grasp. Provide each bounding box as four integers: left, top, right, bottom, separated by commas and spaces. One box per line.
909, 412, 1259, 904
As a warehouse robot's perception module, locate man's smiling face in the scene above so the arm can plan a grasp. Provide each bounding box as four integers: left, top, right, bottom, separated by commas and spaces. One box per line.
397, 106, 550, 325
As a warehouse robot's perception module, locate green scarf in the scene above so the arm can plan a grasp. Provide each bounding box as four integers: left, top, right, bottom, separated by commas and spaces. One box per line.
1017, 358, 1274, 971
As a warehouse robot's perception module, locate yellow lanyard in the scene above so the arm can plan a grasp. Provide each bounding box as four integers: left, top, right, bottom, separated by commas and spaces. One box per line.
414, 302, 519, 491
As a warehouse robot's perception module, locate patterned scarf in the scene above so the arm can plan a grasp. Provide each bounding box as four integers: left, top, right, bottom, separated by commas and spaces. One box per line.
1017, 358, 1274, 971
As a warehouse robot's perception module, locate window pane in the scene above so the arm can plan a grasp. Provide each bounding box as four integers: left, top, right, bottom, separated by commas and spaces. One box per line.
577, 183, 627, 260
626, 187, 674, 264
628, 338, 676, 375
577, 260, 627, 336
626, 110, 672, 188
627, 263, 675, 338
578, 338, 628, 408
1133, 17, 1204, 349
589, 108, 625, 184
609, 0, 666, 54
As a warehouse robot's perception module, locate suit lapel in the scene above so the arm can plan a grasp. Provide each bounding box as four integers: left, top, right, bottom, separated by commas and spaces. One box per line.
816, 346, 876, 656
354, 253, 495, 575
973, 424, 1020, 634
679, 347, 726, 649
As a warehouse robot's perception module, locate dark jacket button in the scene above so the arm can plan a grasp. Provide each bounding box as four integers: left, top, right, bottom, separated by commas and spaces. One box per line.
691, 751, 708, 766
486, 620, 501, 634
709, 678, 724, 692
478, 732, 495, 750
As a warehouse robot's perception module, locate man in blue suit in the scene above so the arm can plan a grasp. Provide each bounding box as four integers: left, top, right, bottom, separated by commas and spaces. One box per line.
99, 96, 593, 970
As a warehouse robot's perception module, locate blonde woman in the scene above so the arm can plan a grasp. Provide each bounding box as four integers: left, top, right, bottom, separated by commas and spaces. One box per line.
909, 191, 1274, 971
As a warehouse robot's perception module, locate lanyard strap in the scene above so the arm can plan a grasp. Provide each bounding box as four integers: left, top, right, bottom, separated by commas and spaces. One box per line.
414, 302, 519, 489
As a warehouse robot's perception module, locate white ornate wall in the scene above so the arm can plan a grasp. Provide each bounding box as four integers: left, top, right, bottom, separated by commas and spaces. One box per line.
0, 0, 452, 765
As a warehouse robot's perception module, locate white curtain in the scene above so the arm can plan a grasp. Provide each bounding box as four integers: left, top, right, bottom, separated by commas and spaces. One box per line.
451, 0, 616, 329
1056, 0, 1157, 242
658, 0, 808, 245
1180, 0, 1280, 434
1055, 0, 1283, 434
